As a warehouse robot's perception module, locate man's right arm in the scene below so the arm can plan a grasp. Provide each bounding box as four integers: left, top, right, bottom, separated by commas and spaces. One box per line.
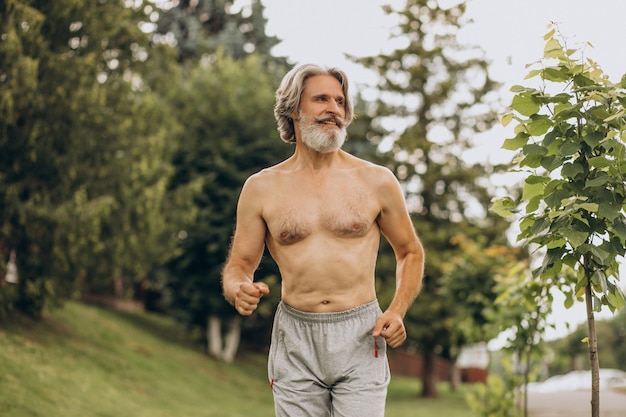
221, 175, 270, 316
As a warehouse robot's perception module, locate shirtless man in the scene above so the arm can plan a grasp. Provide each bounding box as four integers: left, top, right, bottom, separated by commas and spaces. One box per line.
221, 64, 424, 417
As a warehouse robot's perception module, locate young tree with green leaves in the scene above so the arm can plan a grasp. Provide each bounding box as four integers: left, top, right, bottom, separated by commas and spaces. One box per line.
491, 24, 626, 417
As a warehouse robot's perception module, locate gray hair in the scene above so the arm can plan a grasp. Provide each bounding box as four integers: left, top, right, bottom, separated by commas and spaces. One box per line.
274, 64, 354, 144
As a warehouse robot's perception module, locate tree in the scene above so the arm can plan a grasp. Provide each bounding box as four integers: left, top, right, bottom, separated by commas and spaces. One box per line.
492, 24, 626, 417
352, 0, 508, 397
549, 308, 626, 374
152, 0, 285, 65
0, 0, 180, 317
440, 235, 526, 390
164, 53, 291, 362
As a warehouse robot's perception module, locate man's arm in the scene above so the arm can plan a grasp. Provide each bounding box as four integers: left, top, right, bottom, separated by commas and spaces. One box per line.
221, 175, 270, 316
372, 167, 425, 347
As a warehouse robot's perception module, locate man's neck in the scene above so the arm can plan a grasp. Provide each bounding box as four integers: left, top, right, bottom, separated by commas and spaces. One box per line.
292, 143, 344, 172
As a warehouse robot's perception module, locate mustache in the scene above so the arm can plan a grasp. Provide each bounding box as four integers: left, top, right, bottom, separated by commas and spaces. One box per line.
314, 114, 346, 129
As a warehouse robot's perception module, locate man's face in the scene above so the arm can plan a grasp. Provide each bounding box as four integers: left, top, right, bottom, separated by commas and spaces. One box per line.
296, 75, 347, 153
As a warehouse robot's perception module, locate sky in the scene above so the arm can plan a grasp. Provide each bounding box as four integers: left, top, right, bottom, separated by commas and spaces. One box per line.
256, 0, 626, 343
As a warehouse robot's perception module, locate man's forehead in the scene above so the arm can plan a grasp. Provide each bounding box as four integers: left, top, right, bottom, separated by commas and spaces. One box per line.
303, 75, 344, 95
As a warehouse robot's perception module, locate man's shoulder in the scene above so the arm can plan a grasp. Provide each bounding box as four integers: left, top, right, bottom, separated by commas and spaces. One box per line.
242, 162, 287, 189
347, 155, 395, 179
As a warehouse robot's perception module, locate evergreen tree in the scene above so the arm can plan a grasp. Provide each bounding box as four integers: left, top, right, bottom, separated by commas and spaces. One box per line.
152, 0, 286, 65
0, 0, 179, 317
352, 0, 512, 396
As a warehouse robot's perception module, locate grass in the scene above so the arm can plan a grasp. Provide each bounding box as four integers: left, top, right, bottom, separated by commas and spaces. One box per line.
0, 301, 478, 417
386, 378, 477, 416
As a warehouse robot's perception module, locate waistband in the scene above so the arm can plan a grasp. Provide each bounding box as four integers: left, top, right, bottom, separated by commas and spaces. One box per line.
278, 300, 379, 323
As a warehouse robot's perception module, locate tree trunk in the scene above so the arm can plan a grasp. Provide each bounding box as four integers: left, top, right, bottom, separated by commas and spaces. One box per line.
523, 346, 532, 417
585, 283, 600, 417
206, 315, 242, 363
449, 354, 460, 391
207, 315, 223, 359
421, 350, 439, 398
222, 316, 242, 363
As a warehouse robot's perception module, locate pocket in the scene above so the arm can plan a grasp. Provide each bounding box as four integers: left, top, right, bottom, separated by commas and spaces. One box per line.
268, 328, 285, 381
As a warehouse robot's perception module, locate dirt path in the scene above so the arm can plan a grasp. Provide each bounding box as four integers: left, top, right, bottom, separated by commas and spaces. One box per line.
528, 389, 626, 417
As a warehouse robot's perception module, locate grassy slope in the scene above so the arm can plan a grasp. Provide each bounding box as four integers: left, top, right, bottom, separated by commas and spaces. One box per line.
0, 302, 476, 417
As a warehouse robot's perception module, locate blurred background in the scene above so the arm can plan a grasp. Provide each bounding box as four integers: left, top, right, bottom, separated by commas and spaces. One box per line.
1, 1, 625, 415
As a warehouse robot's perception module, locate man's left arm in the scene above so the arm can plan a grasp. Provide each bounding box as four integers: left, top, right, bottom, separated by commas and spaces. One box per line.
372, 168, 425, 348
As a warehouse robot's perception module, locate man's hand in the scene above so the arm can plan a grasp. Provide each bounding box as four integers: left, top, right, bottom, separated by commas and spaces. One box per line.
234, 282, 270, 316
372, 311, 406, 348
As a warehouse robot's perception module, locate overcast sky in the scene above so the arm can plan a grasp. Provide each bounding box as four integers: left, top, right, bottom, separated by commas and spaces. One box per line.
263, 0, 626, 84
258, 0, 626, 342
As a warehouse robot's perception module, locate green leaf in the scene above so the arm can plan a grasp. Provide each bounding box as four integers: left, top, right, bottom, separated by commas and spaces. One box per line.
559, 140, 580, 156
546, 238, 566, 249
527, 115, 552, 136
585, 173, 610, 188
526, 196, 541, 214
561, 162, 585, 178
544, 187, 570, 209
524, 69, 543, 80
543, 28, 556, 40
520, 154, 543, 168
597, 201, 621, 222
540, 155, 561, 171
573, 74, 594, 87
577, 203, 599, 213
564, 295, 574, 308
526, 174, 549, 184
554, 103, 579, 119
611, 285, 626, 309
604, 109, 625, 122
529, 216, 551, 235
512, 94, 541, 117
587, 156, 611, 169
544, 38, 563, 59
523, 143, 548, 155
502, 134, 529, 151
522, 180, 545, 201
490, 196, 517, 217
593, 270, 609, 293
510, 84, 530, 93
501, 112, 514, 127
519, 216, 537, 233
542, 67, 570, 82
562, 229, 588, 248
583, 131, 604, 148
612, 218, 626, 244
607, 290, 625, 310
579, 243, 610, 262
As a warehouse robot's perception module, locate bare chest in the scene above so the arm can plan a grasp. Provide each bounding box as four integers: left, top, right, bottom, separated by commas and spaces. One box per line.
264, 179, 379, 245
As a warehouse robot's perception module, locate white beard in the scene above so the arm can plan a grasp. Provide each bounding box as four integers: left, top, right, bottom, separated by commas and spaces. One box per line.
299, 114, 347, 153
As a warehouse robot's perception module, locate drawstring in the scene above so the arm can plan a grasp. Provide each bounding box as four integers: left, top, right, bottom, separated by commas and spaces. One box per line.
374, 338, 379, 358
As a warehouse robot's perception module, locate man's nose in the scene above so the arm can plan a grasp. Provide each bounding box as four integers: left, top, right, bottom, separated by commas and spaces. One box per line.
326, 100, 342, 115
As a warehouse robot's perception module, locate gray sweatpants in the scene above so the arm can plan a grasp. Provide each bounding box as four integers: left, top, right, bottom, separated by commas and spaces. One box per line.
268, 300, 390, 417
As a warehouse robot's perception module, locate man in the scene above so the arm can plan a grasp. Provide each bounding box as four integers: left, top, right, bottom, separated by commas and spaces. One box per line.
221, 64, 424, 417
